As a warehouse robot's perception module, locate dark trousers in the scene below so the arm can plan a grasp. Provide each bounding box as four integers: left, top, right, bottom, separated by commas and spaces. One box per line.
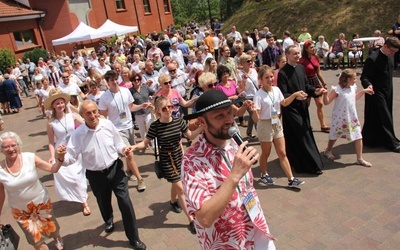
86, 159, 140, 243
394, 51, 400, 70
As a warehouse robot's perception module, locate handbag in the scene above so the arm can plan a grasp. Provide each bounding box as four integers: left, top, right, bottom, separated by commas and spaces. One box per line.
0, 224, 19, 250
153, 130, 164, 179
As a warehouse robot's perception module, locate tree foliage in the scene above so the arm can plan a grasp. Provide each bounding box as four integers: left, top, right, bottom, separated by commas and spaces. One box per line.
22, 48, 47, 65
0, 48, 16, 74
171, 0, 244, 25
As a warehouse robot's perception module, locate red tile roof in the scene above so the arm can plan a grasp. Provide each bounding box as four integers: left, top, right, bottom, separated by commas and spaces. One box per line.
0, 0, 44, 17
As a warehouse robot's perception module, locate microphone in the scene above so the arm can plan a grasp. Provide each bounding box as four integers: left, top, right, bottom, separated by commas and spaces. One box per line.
228, 126, 247, 150
228, 126, 258, 164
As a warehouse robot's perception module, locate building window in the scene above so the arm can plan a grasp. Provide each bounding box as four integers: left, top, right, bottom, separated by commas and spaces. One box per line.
13, 30, 37, 48
143, 0, 151, 13
115, 0, 126, 10
164, 0, 170, 12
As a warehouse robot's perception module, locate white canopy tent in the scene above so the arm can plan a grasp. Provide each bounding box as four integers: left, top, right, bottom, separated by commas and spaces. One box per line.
52, 22, 99, 46
51, 20, 138, 46
93, 19, 138, 38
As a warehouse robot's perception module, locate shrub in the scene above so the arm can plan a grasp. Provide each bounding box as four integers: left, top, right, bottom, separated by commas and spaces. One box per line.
22, 48, 47, 65
0, 48, 16, 74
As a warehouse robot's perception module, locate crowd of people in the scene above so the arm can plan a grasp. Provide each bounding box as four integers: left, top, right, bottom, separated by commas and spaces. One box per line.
0, 16, 400, 249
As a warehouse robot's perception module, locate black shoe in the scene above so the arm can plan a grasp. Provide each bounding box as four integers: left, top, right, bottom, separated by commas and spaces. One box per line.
393, 145, 400, 153
133, 123, 139, 130
188, 221, 196, 234
105, 222, 114, 233
130, 240, 146, 250
170, 201, 182, 213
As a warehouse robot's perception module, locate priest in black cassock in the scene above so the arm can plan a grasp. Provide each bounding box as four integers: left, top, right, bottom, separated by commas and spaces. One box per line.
278, 45, 326, 174
360, 37, 400, 153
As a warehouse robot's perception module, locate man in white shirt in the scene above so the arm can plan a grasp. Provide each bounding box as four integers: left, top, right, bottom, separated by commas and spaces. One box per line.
194, 28, 205, 44
282, 30, 294, 51
192, 50, 205, 71
98, 70, 148, 192
315, 35, 330, 70
89, 50, 100, 69
59, 100, 146, 250
96, 57, 111, 75
63, 66, 84, 89
58, 71, 86, 100
170, 42, 186, 71
227, 26, 242, 41
141, 60, 159, 92
257, 32, 268, 64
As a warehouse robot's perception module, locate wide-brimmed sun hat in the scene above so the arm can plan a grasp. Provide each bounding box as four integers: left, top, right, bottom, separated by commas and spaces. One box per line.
44, 89, 70, 110
184, 90, 234, 120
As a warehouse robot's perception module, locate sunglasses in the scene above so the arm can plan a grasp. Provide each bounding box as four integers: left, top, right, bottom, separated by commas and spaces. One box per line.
163, 81, 172, 85
246, 59, 252, 63
161, 105, 173, 112
168, 69, 176, 73
207, 81, 218, 88
134, 78, 141, 82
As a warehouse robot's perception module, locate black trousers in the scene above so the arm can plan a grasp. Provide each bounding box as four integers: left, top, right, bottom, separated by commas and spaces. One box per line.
86, 159, 140, 243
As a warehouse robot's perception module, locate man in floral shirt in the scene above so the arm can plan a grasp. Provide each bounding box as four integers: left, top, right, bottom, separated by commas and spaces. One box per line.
182, 90, 275, 249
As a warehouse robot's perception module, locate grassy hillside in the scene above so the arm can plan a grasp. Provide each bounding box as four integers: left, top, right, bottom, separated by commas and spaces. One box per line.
222, 0, 400, 42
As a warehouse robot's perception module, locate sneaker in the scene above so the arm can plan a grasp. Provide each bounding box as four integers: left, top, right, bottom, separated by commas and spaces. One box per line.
260, 174, 274, 185
126, 170, 137, 181
170, 201, 182, 213
137, 179, 146, 192
288, 178, 305, 188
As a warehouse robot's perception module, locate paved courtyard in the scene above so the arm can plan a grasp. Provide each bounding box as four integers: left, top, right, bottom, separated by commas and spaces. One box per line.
1, 68, 400, 249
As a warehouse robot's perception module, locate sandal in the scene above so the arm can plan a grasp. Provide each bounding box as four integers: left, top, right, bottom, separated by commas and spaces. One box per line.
321, 126, 330, 133
323, 149, 335, 160
357, 158, 372, 167
55, 236, 64, 250
82, 203, 91, 216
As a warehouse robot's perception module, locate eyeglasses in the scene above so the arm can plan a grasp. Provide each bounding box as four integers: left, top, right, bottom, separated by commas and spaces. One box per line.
168, 69, 176, 73
163, 81, 172, 85
161, 105, 173, 112
134, 78, 141, 82
207, 81, 218, 88
388, 47, 398, 54
1, 144, 18, 149
246, 59, 252, 63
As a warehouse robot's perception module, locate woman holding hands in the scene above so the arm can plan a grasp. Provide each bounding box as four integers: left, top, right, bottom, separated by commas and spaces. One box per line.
252, 65, 305, 187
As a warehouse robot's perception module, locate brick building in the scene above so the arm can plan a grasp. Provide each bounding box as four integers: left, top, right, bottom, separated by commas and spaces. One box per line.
0, 0, 174, 58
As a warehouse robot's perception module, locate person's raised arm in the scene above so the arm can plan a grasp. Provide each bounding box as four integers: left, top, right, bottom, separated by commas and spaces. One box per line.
194, 141, 259, 227
35, 154, 63, 173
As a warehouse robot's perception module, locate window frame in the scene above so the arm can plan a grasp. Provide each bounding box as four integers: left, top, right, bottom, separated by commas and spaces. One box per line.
13, 29, 38, 50
163, 0, 171, 13
143, 0, 151, 13
115, 0, 126, 11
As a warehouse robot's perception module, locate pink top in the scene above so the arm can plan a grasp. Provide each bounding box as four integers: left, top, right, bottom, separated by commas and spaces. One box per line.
216, 80, 238, 97
299, 56, 320, 78
119, 81, 133, 89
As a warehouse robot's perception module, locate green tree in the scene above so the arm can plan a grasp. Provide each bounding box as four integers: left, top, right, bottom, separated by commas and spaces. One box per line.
0, 48, 16, 74
22, 48, 47, 65
171, 0, 222, 25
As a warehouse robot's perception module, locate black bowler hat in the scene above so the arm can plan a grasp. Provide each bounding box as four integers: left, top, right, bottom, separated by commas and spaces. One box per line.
184, 90, 233, 120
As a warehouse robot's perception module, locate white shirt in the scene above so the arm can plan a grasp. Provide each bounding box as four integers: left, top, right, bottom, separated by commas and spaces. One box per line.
98, 87, 134, 131
237, 69, 259, 99
96, 64, 111, 75
69, 74, 83, 87
192, 60, 204, 71
142, 71, 160, 92
283, 37, 294, 51
228, 31, 242, 41
170, 71, 189, 97
58, 82, 81, 95
253, 86, 284, 120
63, 118, 126, 171
170, 49, 185, 70
212, 37, 220, 50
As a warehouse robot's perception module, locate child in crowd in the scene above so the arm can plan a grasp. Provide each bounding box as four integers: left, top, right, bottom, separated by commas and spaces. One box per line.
323, 69, 374, 167
272, 55, 287, 87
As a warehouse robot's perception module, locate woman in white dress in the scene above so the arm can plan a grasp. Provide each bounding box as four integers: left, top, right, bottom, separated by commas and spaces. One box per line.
44, 88, 90, 216
37, 77, 54, 118
0, 132, 65, 249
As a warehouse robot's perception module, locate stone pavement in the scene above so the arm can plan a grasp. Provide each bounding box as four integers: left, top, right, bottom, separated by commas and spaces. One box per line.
1, 68, 399, 249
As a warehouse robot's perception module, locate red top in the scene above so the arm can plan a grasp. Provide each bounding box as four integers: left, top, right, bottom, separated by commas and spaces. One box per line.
299, 56, 319, 78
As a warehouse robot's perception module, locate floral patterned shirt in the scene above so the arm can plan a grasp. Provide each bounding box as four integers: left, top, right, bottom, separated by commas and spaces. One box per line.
182, 135, 274, 249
